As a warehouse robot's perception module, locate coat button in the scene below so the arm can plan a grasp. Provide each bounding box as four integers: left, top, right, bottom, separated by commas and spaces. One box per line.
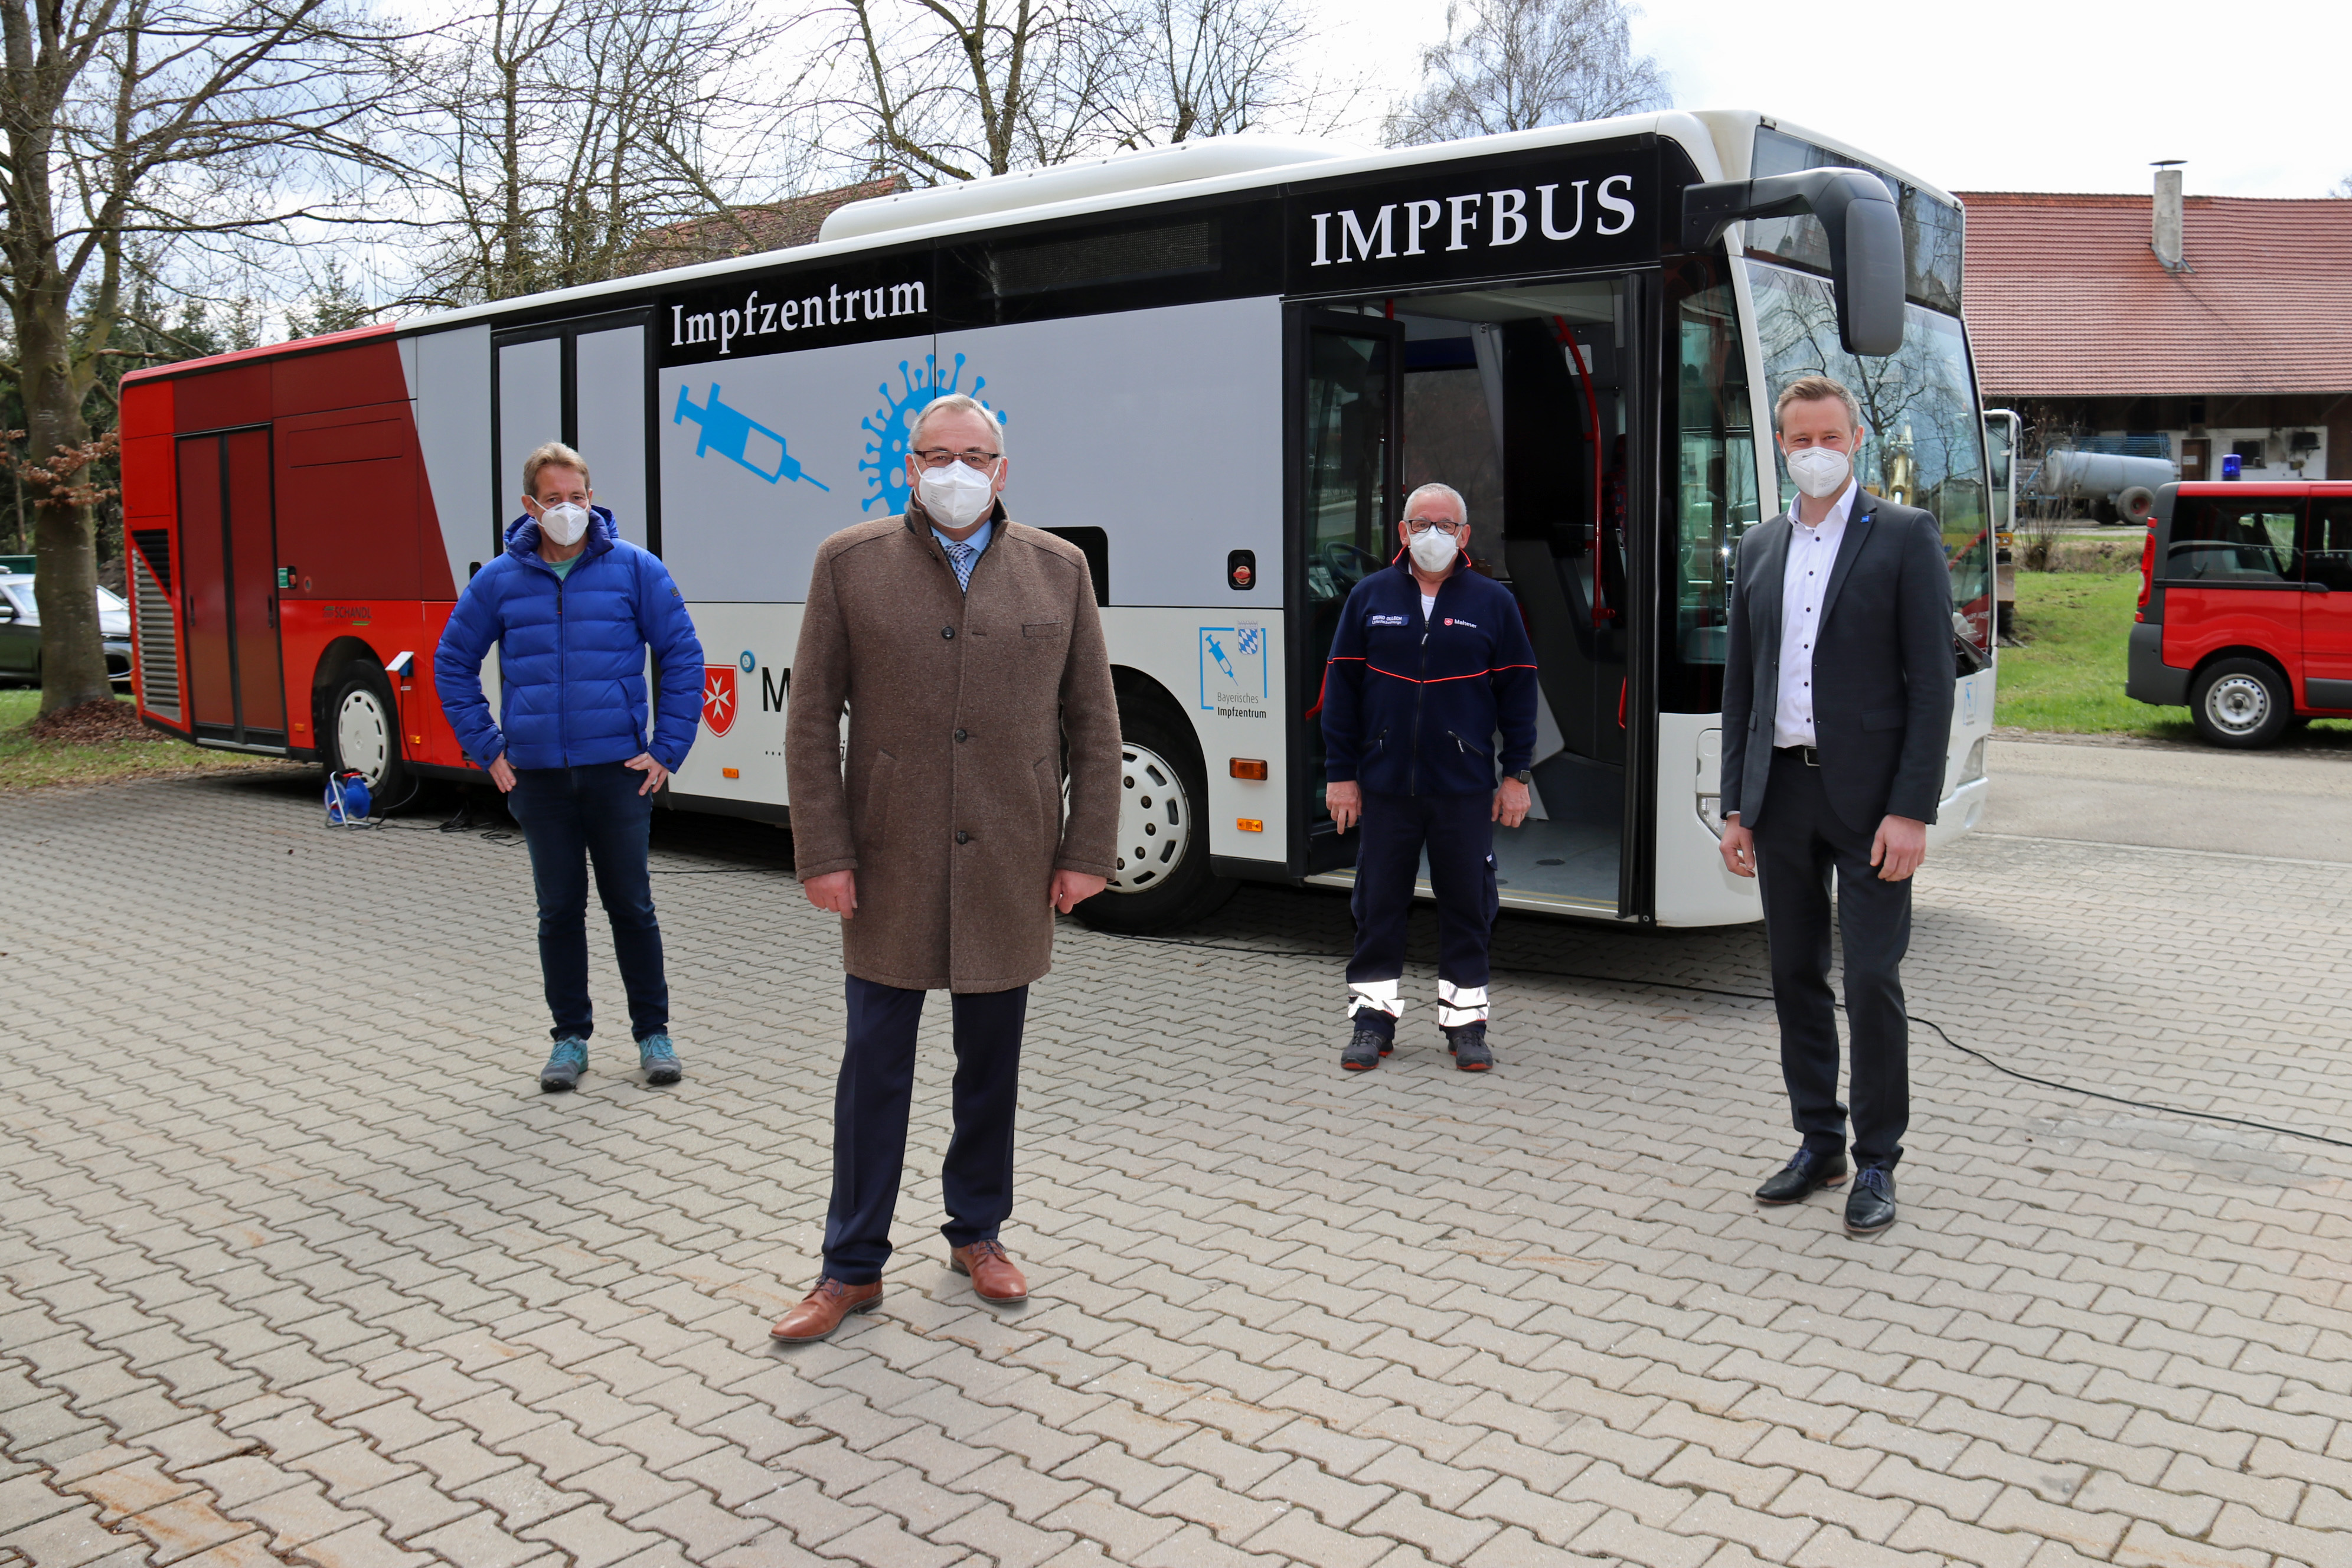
942, 626, 955, 639
956, 830, 970, 844
954, 729, 968, 741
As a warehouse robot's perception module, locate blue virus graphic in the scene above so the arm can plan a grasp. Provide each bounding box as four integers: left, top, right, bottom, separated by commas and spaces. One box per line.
859, 354, 1005, 514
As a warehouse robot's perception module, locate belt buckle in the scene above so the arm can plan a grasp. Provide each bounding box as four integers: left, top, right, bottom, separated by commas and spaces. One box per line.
1800, 746, 1819, 767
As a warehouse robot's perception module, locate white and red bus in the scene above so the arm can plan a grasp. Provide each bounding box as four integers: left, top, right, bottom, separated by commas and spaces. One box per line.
124, 110, 1996, 932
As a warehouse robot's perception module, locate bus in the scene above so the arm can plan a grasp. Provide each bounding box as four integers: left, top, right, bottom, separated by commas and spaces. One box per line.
121, 110, 1997, 932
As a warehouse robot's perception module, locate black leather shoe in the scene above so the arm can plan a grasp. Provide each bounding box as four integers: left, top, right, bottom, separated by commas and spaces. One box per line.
1755, 1147, 1849, 1204
1342, 1028, 1387, 1072
1844, 1166, 1897, 1235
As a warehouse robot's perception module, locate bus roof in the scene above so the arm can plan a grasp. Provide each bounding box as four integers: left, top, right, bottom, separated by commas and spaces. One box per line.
123, 109, 1959, 383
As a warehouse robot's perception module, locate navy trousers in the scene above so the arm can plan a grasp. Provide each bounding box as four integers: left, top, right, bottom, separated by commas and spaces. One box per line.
822, 976, 1028, 1284
1752, 752, 1912, 1169
1345, 790, 1500, 1037
507, 762, 667, 1044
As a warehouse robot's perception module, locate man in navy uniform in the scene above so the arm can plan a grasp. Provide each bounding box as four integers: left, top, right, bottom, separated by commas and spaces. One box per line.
1321, 482, 1540, 1073
1717, 374, 1956, 1237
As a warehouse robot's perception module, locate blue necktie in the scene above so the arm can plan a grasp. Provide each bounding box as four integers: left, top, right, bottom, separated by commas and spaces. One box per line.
946, 540, 976, 592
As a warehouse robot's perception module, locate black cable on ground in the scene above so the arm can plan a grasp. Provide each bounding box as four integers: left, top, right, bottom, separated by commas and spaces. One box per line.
1101, 932, 2352, 1154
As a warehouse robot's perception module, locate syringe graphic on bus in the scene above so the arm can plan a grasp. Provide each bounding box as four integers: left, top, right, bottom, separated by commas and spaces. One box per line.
674, 383, 830, 490
1204, 633, 1239, 682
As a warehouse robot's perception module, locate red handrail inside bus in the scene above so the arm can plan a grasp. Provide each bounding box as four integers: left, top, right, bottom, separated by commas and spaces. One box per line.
1553, 317, 1609, 628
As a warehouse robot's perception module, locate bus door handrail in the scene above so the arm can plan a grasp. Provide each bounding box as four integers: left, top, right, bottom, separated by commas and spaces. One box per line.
1553, 316, 1609, 628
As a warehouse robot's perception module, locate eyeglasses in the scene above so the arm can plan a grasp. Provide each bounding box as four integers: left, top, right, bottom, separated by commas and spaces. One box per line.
1404, 518, 1466, 536
912, 447, 1002, 471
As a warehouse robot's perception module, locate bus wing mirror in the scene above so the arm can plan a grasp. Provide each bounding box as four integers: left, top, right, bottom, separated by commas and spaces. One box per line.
1681, 169, 1906, 357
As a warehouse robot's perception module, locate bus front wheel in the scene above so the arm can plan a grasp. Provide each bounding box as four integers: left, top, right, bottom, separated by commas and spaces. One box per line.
1074, 700, 1236, 935
327, 665, 410, 802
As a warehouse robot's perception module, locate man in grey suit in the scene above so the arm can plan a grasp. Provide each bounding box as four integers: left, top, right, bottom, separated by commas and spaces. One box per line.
1717, 374, 1956, 1237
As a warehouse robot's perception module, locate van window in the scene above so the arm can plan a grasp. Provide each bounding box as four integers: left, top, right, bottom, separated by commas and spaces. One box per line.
2167, 499, 2301, 583
2308, 500, 2352, 592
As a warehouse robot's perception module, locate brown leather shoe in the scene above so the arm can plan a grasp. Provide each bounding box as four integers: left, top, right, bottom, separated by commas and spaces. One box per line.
949, 1240, 1028, 1304
769, 1277, 881, 1342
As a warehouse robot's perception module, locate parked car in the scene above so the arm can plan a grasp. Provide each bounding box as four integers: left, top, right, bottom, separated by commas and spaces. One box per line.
2127, 482, 2352, 747
0, 573, 136, 688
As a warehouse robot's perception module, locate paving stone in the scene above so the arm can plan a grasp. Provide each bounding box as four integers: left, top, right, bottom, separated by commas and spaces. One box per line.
9, 776, 2352, 1568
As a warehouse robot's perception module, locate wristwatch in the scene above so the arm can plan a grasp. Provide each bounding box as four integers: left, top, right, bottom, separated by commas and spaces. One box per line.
1510, 770, 1533, 784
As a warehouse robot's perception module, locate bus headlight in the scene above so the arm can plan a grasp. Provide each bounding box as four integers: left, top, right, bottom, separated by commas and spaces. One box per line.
1959, 737, 1987, 786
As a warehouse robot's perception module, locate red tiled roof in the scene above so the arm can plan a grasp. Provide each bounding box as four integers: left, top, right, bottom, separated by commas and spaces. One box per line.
618, 177, 907, 277
1955, 191, 2352, 398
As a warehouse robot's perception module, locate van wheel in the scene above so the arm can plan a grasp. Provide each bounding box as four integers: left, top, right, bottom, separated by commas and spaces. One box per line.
2190, 658, 2291, 749
327, 664, 410, 799
1074, 699, 1236, 934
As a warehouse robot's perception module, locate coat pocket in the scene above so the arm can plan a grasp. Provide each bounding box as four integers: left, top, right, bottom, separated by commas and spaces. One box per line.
1861, 707, 1906, 732
1448, 729, 1490, 758
1023, 621, 1067, 639
856, 747, 898, 850
1033, 755, 1065, 855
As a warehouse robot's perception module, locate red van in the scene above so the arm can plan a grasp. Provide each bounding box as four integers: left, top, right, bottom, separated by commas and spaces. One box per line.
2128, 482, 2352, 746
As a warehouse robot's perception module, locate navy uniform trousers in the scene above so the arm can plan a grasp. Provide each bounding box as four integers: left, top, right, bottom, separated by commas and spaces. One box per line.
1345, 790, 1500, 1037
1752, 750, 1912, 1169
822, 976, 1027, 1285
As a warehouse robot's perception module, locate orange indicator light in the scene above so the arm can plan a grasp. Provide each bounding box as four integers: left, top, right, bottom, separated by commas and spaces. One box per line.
1236, 818, 1263, 832
1230, 758, 1268, 780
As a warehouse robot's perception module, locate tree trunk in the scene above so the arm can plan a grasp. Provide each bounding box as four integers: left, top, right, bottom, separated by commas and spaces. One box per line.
18, 293, 112, 714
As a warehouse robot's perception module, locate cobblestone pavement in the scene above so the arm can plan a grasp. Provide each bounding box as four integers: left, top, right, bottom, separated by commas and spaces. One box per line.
5, 769, 2350, 1568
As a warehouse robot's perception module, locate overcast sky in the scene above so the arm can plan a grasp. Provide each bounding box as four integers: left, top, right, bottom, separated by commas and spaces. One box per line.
1314, 0, 2352, 198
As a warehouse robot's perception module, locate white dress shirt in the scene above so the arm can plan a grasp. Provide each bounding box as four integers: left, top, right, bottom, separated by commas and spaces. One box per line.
1773, 480, 1858, 749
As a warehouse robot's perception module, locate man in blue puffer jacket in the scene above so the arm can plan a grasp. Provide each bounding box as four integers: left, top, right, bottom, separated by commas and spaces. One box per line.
1322, 482, 1539, 1074
436, 441, 705, 1093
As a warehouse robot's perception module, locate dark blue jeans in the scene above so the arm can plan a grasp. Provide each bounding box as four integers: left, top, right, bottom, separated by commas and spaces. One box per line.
507, 762, 667, 1044
822, 976, 1028, 1284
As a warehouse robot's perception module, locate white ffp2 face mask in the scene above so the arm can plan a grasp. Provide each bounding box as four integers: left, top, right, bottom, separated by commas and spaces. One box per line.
1785, 446, 1852, 500
1409, 527, 1461, 573
916, 459, 998, 530
538, 502, 590, 545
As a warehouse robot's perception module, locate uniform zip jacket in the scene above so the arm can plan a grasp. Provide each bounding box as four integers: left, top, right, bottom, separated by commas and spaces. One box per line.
1321, 557, 1540, 797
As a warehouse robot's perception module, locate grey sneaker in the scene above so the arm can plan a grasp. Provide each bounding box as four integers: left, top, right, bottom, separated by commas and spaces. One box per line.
540, 1036, 587, 1092
638, 1033, 682, 1086
1342, 1028, 1387, 1072
1446, 1024, 1493, 1072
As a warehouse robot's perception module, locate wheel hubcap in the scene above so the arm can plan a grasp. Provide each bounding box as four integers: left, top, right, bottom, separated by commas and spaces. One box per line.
337, 688, 393, 786
2206, 675, 2269, 735
1106, 743, 1191, 893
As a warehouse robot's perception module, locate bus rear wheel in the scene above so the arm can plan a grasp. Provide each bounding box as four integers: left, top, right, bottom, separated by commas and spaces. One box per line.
326, 665, 410, 802
1074, 700, 1236, 935
2190, 657, 2291, 749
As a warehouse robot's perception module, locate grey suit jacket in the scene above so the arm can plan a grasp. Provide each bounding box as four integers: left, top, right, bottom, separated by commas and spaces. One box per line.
1719, 494, 1956, 834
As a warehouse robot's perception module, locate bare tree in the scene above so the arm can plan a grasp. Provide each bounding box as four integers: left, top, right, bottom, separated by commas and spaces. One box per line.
818, 0, 1090, 184
1100, 0, 1354, 149
0, 0, 401, 713
1384, 0, 1667, 146
804, 0, 1338, 189
405, 0, 794, 305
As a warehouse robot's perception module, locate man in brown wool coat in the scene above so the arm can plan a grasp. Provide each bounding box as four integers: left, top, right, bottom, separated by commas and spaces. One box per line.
770, 393, 1122, 1343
